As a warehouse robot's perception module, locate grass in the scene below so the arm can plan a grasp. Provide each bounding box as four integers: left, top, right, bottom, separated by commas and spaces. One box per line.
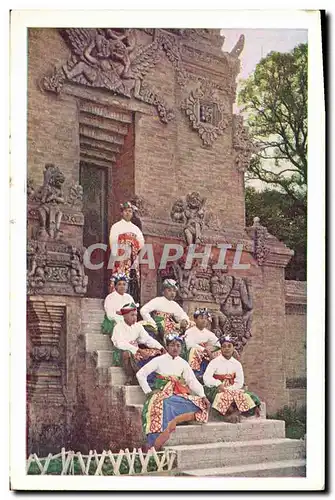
268, 405, 306, 440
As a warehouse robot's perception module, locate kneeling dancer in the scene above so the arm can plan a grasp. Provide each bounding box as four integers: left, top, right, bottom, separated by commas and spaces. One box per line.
140, 279, 190, 343
136, 333, 210, 450
184, 308, 221, 377
203, 335, 261, 422
101, 273, 135, 335
111, 303, 164, 384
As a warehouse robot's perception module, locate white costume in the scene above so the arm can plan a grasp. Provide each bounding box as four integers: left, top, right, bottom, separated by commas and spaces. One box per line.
109, 219, 144, 256
140, 296, 189, 327
104, 291, 134, 322
136, 353, 205, 397
185, 326, 220, 350
112, 321, 163, 355
203, 355, 244, 390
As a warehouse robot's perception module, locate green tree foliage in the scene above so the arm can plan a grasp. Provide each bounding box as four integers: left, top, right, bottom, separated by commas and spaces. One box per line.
238, 43, 307, 211
239, 44, 307, 280
245, 187, 306, 281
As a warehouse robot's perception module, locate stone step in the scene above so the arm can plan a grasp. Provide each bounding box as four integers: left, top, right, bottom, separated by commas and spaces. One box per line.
96, 350, 113, 368
124, 385, 145, 405
82, 309, 105, 319
82, 298, 104, 307
85, 333, 112, 352
165, 438, 305, 470
82, 322, 104, 335
109, 367, 127, 386
178, 459, 306, 477
167, 420, 285, 446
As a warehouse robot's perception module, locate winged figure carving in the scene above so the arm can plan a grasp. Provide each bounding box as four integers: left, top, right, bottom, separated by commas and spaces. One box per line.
42, 28, 180, 123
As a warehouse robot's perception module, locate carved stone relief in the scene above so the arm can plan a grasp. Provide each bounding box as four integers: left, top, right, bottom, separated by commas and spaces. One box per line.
232, 114, 257, 172
33, 164, 65, 241
159, 256, 253, 353
27, 165, 88, 296
171, 191, 206, 245
27, 299, 66, 404
181, 81, 230, 147
27, 241, 88, 296
41, 28, 187, 124
248, 217, 271, 266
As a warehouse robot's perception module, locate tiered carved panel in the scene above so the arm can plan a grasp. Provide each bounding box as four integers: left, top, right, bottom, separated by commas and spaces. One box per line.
27, 299, 67, 405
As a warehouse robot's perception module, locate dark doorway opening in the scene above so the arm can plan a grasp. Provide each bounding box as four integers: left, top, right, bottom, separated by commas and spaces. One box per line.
80, 162, 109, 298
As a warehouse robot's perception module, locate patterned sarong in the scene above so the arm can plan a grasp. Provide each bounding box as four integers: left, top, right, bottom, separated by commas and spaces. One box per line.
111, 341, 161, 371
142, 375, 209, 449
110, 232, 141, 288
205, 373, 258, 416
187, 343, 221, 375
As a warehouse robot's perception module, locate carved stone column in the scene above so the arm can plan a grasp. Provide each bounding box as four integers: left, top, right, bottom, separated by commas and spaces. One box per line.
27, 297, 66, 404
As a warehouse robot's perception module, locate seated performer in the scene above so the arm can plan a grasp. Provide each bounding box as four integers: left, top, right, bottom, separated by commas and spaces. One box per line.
111, 303, 165, 384
203, 335, 261, 423
109, 201, 145, 294
136, 333, 210, 450
101, 273, 135, 335
184, 308, 221, 377
140, 279, 190, 343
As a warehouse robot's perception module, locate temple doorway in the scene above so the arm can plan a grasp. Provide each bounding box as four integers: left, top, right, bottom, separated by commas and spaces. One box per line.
80, 162, 109, 298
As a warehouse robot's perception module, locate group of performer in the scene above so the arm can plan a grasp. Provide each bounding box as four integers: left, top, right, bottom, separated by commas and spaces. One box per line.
103, 201, 261, 450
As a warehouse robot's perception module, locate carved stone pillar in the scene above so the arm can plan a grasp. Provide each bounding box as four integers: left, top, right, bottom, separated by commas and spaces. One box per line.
27, 297, 66, 404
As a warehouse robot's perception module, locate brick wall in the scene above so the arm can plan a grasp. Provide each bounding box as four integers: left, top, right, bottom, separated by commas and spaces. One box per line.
28, 29, 80, 189
284, 281, 307, 409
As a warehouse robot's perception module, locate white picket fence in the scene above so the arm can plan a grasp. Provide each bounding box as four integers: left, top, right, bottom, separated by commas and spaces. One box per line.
26, 447, 177, 476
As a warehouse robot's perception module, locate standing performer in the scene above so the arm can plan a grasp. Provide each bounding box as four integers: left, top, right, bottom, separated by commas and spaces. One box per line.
136, 333, 210, 450
203, 335, 261, 423
111, 303, 165, 384
101, 273, 135, 335
109, 201, 144, 301
140, 279, 191, 343
184, 308, 221, 377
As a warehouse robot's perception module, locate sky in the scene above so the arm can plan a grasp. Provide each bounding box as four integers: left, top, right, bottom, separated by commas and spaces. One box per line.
220, 29, 308, 190
221, 28, 308, 81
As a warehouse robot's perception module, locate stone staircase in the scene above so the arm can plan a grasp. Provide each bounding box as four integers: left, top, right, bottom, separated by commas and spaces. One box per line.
81, 298, 306, 477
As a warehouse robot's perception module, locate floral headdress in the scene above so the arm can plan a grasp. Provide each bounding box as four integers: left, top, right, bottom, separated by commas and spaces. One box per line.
219, 334, 236, 346
120, 201, 134, 211
110, 272, 129, 285
165, 332, 185, 345
162, 278, 178, 290
193, 307, 212, 320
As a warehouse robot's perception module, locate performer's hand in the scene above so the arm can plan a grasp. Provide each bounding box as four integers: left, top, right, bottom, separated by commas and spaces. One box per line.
218, 384, 227, 392
180, 319, 188, 329
204, 348, 214, 359
202, 397, 211, 409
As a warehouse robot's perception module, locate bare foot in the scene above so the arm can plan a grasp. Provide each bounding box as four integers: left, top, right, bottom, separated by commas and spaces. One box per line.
223, 410, 241, 423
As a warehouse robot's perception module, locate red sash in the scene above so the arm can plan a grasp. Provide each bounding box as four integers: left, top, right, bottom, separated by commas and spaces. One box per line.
214, 373, 236, 385
156, 374, 190, 395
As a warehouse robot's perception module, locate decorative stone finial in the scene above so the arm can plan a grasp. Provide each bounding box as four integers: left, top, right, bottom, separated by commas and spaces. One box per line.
253, 216, 260, 226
